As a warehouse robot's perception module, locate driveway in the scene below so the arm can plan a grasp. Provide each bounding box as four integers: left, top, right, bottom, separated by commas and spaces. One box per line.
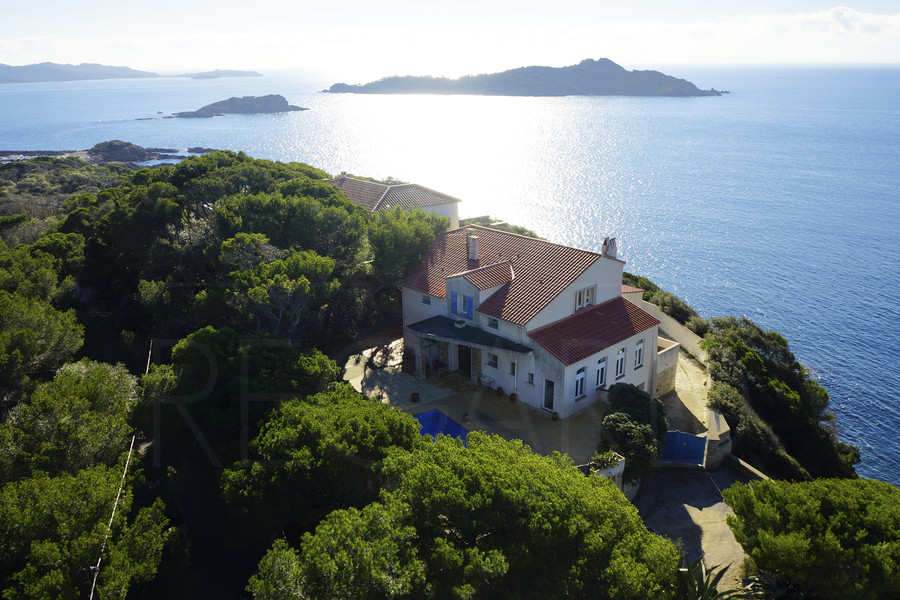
634, 466, 749, 592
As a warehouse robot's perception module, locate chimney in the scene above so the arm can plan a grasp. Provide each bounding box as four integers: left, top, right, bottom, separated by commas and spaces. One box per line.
601, 237, 617, 259
340, 171, 347, 181
467, 233, 479, 264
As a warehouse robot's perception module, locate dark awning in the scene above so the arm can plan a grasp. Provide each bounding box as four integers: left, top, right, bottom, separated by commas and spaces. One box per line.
407, 316, 532, 354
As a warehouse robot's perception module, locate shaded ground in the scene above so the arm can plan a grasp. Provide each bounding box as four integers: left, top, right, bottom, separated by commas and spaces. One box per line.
660, 350, 709, 434
635, 466, 749, 592
341, 332, 606, 466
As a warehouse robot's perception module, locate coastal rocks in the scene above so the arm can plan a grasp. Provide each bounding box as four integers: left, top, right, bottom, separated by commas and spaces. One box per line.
173, 94, 307, 118
85, 141, 218, 166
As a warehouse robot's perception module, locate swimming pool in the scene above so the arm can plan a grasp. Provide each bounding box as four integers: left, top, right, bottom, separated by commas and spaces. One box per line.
414, 409, 468, 444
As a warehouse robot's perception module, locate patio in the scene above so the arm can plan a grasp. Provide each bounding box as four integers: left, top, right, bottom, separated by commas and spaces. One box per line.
342, 337, 607, 466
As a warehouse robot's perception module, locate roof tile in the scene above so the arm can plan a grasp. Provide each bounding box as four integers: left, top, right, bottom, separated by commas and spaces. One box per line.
329, 177, 461, 212
404, 226, 603, 326
527, 296, 659, 366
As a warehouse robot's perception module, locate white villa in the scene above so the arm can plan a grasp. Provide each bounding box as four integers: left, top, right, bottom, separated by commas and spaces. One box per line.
328, 174, 461, 229
401, 226, 664, 420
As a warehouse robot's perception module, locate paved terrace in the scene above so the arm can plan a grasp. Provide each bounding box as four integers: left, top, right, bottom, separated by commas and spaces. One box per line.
342, 338, 607, 466
340, 332, 748, 589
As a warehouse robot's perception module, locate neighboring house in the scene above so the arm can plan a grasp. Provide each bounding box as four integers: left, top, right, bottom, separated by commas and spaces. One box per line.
328, 174, 460, 229
401, 226, 662, 419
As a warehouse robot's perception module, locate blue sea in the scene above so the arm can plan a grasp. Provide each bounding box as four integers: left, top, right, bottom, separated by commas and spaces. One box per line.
1, 66, 898, 485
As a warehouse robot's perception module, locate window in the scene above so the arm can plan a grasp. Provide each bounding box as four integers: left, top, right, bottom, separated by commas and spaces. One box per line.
510, 361, 516, 376
596, 357, 607, 387
421, 294, 431, 305
615, 347, 626, 378
575, 367, 586, 397
634, 339, 644, 368
487, 353, 498, 369
575, 286, 595, 310
527, 372, 535, 385
450, 292, 474, 319
487, 317, 499, 329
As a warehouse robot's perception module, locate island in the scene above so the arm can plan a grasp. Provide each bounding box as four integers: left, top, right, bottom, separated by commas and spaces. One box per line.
174, 69, 263, 80
173, 94, 307, 118
324, 58, 723, 97
0, 62, 158, 84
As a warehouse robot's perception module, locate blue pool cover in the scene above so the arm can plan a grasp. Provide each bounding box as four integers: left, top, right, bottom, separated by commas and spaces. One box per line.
414, 409, 468, 444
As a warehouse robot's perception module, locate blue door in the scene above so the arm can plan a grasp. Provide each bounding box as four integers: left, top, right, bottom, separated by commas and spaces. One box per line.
662, 431, 707, 464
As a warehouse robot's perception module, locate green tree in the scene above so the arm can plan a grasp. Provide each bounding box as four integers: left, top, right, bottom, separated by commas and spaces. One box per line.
268, 433, 678, 599
368, 207, 448, 284
0, 291, 83, 406
701, 316, 858, 478
0, 360, 139, 482
0, 465, 172, 599
601, 383, 667, 482
724, 478, 900, 600
221, 385, 424, 527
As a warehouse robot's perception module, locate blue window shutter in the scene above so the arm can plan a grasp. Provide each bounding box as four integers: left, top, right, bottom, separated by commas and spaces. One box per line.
466, 296, 473, 319
451, 291, 457, 314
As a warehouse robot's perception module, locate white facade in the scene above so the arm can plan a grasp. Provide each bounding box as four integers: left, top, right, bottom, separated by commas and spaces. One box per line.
401, 229, 659, 419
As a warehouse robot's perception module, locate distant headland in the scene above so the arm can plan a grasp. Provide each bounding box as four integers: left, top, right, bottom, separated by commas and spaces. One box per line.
324, 58, 724, 97
174, 69, 262, 80
0, 62, 263, 84
172, 94, 307, 118
0, 62, 158, 84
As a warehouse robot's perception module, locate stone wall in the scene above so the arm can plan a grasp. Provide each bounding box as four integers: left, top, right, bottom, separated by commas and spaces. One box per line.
655, 337, 680, 396
630, 299, 707, 364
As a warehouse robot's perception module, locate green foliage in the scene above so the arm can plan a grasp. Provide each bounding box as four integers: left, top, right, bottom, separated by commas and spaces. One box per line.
246, 539, 305, 600
222, 247, 339, 338
0, 360, 139, 481
701, 317, 857, 479
221, 385, 424, 525
705, 381, 807, 480
724, 478, 900, 600
675, 556, 742, 600
0, 465, 173, 599
0, 234, 83, 303
369, 206, 448, 283
647, 289, 699, 323
601, 383, 667, 482
622, 272, 697, 324
0, 291, 83, 405
275, 433, 678, 599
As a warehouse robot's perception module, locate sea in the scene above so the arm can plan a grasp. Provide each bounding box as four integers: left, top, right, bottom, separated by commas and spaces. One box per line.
1, 65, 898, 485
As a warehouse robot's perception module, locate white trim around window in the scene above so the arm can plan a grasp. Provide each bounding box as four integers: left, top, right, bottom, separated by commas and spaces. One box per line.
596, 357, 607, 388
615, 347, 626, 378
634, 339, 644, 369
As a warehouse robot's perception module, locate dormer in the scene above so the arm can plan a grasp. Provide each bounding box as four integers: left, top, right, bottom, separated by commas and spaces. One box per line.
575, 285, 597, 312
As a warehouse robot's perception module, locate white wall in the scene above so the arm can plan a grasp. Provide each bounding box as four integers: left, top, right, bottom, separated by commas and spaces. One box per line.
551, 327, 659, 419
526, 256, 624, 330
401, 287, 445, 350
425, 202, 459, 229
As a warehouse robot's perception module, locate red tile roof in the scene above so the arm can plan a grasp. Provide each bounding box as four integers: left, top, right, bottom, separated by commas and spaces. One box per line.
458, 261, 514, 291
329, 176, 461, 212
621, 285, 645, 294
527, 297, 659, 366
404, 227, 605, 326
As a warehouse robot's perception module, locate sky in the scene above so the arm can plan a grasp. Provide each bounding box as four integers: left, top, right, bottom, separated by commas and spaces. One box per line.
1, 1, 899, 80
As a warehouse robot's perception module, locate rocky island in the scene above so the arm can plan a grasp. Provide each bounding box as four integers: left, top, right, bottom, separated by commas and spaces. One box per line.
173, 94, 307, 118
325, 58, 723, 97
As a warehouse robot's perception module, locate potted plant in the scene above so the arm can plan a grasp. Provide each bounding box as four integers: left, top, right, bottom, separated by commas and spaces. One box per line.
552, 411, 559, 421
454, 320, 466, 329
411, 392, 420, 402
509, 392, 518, 403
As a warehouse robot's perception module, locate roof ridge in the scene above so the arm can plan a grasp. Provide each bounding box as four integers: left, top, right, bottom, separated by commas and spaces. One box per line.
460, 225, 605, 258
